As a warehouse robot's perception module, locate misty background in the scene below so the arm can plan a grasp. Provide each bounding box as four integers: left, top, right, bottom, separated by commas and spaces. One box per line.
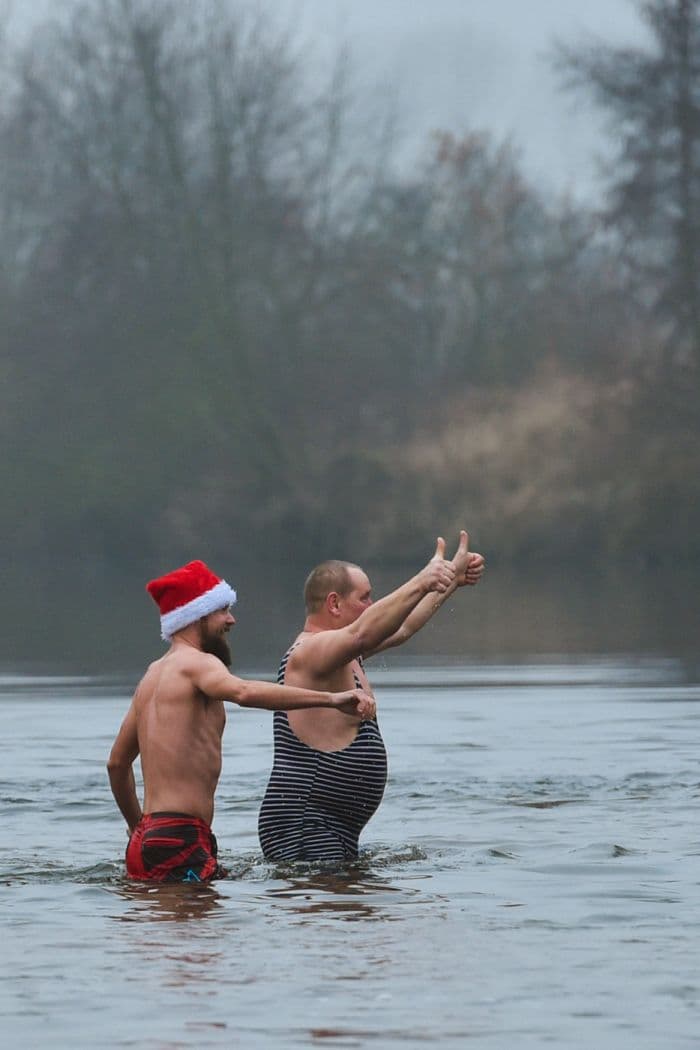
1, 0, 698, 671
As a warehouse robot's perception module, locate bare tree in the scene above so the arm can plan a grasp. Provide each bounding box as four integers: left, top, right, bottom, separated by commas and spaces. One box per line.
0, 0, 403, 562
555, 0, 700, 372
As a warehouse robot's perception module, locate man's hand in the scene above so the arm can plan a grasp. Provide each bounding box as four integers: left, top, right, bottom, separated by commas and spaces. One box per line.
333, 688, 377, 720
462, 553, 485, 586
418, 538, 456, 594
449, 529, 485, 587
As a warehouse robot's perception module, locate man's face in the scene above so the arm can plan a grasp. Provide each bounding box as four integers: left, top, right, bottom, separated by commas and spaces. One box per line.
336, 567, 373, 626
200, 606, 235, 666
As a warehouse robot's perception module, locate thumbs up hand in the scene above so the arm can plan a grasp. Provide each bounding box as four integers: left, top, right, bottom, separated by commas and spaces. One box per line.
451, 529, 485, 587
417, 536, 456, 594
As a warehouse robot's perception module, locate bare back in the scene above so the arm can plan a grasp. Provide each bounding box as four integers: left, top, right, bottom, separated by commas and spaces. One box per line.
284, 633, 373, 752
133, 647, 226, 824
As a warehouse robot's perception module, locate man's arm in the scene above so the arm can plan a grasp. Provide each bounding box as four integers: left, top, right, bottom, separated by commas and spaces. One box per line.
366, 531, 485, 656
106, 702, 143, 834
192, 655, 376, 718
293, 546, 456, 677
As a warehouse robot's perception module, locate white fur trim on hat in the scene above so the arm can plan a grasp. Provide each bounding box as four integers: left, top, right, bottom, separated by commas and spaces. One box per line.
160, 580, 237, 641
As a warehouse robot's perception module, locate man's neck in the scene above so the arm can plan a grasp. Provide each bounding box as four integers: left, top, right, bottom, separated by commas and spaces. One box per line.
169, 628, 203, 651
302, 616, 331, 634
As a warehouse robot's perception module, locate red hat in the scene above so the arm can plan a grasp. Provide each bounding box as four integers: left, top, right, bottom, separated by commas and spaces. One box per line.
146, 560, 237, 641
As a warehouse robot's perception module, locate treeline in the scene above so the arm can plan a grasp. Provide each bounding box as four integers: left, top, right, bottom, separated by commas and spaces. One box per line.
1, 0, 697, 580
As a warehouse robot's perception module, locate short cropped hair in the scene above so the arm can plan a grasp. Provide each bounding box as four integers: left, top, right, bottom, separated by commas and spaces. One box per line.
303, 560, 360, 614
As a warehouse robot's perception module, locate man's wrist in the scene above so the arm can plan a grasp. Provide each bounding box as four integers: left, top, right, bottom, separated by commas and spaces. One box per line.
417, 573, 434, 596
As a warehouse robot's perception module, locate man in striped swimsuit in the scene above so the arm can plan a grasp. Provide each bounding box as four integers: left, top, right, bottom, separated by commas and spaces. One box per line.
107, 560, 375, 883
258, 531, 484, 863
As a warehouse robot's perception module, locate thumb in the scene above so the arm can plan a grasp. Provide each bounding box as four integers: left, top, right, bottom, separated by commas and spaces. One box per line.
457, 530, 470, 556
433, 536, 445, 560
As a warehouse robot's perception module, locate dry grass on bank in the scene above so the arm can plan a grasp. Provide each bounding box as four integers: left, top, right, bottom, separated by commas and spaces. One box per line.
346, 370, 698, 563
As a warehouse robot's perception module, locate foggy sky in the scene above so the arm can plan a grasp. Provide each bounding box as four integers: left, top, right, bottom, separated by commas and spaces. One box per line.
265, 0, 650, 201
8, 0, 651, 201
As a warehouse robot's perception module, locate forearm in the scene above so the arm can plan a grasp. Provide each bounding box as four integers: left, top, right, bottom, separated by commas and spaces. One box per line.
108, 766, 143, 832
236, 679, 334, 711
383, 550, 484, 651
352, 574, 432, 651
395, 577, 460, 643
370, 578, 460, 654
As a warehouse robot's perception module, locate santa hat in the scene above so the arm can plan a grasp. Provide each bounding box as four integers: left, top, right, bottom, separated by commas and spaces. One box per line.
146, 560, 237, 641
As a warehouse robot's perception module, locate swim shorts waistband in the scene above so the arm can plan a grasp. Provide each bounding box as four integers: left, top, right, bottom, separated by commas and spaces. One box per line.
146, 811, 211, 827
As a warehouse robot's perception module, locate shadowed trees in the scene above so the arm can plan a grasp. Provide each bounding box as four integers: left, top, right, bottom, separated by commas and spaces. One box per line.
0, 0, 398, 564
0, 0, 693, 576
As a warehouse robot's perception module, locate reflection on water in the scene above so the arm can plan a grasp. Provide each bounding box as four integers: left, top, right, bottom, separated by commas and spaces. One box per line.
108, 882, 227, 995
108, 865, 421, 931
112, 881, 225, 924
263, 870, 405, 922
105, 862, 435, 936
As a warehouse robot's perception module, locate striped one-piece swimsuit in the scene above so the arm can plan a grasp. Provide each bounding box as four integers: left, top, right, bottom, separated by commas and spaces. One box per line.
258, 645, 388, 863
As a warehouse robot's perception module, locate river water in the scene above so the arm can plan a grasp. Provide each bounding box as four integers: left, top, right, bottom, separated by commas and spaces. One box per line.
2, 648, 699, 1048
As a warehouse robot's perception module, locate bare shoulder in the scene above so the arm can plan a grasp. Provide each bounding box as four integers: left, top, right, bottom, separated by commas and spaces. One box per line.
192, 651, 232, 687
286, 629, 356, 679
138, 648, 217, 695
170, 648, 234, 695
134, 648, 235, 710
168, 646, 206, 670
286, 632, 326, 669
182, 649, 243, 701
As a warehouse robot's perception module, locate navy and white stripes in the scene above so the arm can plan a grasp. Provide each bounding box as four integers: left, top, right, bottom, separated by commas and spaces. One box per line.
258, 646, 388, 862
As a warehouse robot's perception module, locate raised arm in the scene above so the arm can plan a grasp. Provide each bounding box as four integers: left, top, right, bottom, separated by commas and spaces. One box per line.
106, 701, 143, 834
192, 655, 376, 718
366, 531, 485, 656
294, 549, 456, 676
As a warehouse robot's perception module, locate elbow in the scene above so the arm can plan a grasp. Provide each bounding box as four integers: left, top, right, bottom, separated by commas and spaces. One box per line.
356, 624, 402, 654
106, 751, 128, 780
234, 680, 252, 707
391, 626, 410, 648
351, 623, 375, 656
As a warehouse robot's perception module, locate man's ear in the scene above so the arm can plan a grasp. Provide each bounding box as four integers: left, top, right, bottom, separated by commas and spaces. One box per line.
326, 591, 341, 617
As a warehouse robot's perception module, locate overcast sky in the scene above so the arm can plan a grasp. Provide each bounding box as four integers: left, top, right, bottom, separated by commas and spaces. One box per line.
265, 0, 651, 201
9, 0, 651, 201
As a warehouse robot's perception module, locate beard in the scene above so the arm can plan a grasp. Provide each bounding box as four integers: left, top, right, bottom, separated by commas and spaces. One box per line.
200, 621, 232, 666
